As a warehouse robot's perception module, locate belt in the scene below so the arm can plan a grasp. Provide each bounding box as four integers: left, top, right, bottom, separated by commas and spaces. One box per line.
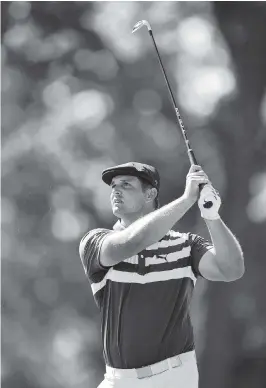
106, 350, 196, 379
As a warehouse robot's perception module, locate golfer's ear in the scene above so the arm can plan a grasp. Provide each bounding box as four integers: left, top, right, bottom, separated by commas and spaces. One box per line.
146, 188, 158, 203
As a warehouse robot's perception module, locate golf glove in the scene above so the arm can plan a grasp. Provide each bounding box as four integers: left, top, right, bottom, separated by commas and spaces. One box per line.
198, 184, 221, 220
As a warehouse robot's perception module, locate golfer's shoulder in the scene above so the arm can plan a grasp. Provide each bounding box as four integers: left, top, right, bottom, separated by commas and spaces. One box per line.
80, 227, 111, 242
168, 230, 206, 246
167, 229, 188, 240
165, 230, 194, 247
79, 228, 111, 257
172, 230, 212, 251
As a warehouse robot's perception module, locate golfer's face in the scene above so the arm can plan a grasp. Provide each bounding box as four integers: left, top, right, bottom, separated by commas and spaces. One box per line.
110, 175, 145, 216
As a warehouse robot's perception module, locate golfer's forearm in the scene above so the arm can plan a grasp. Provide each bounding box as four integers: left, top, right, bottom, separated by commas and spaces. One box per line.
205, 218, 245, 279
121, 195, 194, 254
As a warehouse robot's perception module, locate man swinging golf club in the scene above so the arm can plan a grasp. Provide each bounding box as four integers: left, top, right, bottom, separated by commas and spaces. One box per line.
79, 163, 244, 388
79, 21, 244, 388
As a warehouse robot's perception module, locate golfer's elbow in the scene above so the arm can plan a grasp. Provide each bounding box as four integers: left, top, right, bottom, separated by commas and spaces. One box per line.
223, 254, 245, 282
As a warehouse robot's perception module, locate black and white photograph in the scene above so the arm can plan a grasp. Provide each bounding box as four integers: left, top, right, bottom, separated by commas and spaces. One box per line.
1, 1, 266, 388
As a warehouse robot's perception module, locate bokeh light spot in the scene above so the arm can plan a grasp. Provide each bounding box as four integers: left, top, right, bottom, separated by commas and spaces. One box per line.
8, 1, 31, 20
247, 172, 266, 223
72, 90, 108, 127
42, 81, 71, 109
52, 210, 85, 241
177, 17, 213, 58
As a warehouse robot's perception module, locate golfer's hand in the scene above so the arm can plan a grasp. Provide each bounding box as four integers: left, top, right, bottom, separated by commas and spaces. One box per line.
183, 165, 210, 204
198, 184, 221, 220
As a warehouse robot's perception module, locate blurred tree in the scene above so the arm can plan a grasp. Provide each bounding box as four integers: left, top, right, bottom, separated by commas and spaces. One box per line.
200, 2, 266, 388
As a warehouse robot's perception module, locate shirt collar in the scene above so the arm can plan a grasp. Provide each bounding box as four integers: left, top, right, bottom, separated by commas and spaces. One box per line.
113, 220, 125, 231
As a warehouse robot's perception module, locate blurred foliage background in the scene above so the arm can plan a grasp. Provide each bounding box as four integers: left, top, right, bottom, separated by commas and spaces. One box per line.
1, 1, 266, 387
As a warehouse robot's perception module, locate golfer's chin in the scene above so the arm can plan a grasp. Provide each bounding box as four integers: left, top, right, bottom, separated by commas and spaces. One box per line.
112, 203, 125, 217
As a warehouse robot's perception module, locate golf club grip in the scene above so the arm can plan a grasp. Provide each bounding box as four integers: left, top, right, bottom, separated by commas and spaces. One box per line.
189, 148, 213, 208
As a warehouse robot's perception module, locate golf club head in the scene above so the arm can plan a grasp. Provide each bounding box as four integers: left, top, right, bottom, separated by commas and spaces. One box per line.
132, 20, 152, 33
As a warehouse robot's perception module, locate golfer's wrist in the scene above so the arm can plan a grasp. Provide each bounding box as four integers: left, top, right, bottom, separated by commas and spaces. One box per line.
179, 193, 197, 208
180, 193, 197, 207
201, 212, 221, 221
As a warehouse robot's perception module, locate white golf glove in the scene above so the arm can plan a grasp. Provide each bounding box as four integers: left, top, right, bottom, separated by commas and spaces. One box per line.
198, 184, 221, 220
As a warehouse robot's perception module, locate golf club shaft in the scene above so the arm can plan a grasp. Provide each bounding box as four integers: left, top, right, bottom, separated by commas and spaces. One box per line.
148, 29, 213, 207
148, 30, 198, 166
133, 20, 213, 208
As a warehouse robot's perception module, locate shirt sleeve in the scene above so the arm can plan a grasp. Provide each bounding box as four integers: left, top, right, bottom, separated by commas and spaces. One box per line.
79, 228, 111, 282
188, 233, 213, 278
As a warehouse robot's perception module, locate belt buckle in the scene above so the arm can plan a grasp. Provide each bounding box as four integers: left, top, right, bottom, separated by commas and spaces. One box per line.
136, 365, 153, 379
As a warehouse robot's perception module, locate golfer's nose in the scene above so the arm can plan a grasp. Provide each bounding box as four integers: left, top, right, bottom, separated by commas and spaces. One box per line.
114, 188, 122, 196
112, 186, 122, 196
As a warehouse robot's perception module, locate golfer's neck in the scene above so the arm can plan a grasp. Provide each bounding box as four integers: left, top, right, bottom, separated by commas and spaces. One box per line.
120, 208, 152, 228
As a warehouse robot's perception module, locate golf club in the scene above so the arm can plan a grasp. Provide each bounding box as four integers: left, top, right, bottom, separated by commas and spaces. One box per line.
132, 20, 213, 208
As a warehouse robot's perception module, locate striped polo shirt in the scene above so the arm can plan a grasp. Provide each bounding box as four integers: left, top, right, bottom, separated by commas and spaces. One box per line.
79, 226, 212, 369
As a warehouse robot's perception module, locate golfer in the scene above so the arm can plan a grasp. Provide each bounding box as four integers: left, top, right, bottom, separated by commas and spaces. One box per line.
79, 162, 244, 388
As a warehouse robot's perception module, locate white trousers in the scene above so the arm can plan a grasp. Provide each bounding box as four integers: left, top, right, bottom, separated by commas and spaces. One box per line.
97, 351, 199, 388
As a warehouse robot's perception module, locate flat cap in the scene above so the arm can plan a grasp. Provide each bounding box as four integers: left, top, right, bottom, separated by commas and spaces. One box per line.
102, 162, 160, 190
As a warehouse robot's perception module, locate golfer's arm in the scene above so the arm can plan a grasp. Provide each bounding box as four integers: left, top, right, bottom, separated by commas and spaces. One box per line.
199, 218, 245, 281
100, 195, 194, 267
